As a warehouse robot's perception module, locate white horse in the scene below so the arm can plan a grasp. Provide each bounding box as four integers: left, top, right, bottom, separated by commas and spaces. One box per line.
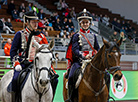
0, 40, 54, 102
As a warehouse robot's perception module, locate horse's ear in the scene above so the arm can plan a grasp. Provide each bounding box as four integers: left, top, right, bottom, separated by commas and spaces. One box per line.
117, 37, 122, 47
33, 39, 41, 49
102, 37, 110, 48
48, 39, 54, 50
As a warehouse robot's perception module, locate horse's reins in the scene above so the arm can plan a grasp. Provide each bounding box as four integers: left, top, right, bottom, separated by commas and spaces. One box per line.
31, 48, 52, 102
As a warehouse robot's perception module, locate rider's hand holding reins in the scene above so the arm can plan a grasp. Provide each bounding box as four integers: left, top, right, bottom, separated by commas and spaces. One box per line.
85, 54, 92, 59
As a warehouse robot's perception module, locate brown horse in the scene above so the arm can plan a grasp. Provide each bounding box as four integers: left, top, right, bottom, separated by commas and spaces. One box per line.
63, 38, 123, 102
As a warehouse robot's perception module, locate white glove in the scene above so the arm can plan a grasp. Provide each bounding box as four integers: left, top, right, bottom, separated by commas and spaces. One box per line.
15, 65, 22, 71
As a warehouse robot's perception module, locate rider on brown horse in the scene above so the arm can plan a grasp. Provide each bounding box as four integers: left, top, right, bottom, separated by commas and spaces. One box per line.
66, 8, 100, 101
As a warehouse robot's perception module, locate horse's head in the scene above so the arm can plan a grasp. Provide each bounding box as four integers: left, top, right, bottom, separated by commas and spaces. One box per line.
102, 38, 123, 81
34, 40, 54, 87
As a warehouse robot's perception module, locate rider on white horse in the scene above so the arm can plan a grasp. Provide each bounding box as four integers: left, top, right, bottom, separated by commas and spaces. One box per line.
10, 11, 59, 100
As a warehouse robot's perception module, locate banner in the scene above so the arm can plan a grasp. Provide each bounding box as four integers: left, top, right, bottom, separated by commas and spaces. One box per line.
109, 71, 138, 101
0, 69, 138, 101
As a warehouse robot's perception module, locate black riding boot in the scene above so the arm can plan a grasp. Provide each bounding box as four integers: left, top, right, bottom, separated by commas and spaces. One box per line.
50, 69, 59, 79
66, 85, 73, 102
11, 92, 16, 102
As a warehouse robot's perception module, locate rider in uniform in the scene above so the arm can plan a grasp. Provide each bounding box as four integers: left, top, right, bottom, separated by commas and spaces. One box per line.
10, 11, 58, 101
66, 8, 100, 101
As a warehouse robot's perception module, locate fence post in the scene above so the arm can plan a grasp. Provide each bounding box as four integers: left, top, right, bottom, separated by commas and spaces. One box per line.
124, 43, 126, 55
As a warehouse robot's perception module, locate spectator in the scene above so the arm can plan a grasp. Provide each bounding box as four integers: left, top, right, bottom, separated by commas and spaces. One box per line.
109, 31, 119, 42
91, 13, 96, 21
7, 0, 15, 15
120, 27, 126, 34
18, 3, 26, 13
54, 18, 62, 31
61, 17, 69, 36
37, 9, 45, 20
26, 3, 32, 12
54, 12, 60, 20
61, 0, 68, 11
125, 21, 131, 29
132, 30, 137, 39
32, 4, 39, 14
4, 38, 12, 56
44, 19, 54, 31
69, 7, 76, 19
55, 53, 60, 61
12, 10, 22, 22
119, 32, 126, 43
68, 19, 74, 32
50, 12, 60, 26
57, 0, 62, 10
64, 7, 70, 17
98, 14, 103, 22
121, 21, 126, 28
127, 26, 133, 33
38, 20, 47, 29
134, 31, 138, 43
111, 18, 118, 31
41, 28, 49, 37
5, 18, 15, 32
19, 9, 25, 19
116, 20, 122, 32
1, 18, 15, 34
102, 15, 110, 26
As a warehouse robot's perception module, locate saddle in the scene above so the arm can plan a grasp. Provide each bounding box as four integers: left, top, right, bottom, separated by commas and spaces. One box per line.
7, 67, 32, 93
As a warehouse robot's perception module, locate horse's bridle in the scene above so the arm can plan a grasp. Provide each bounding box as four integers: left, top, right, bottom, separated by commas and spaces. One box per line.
31, 48, 53, 102
90, 42, 121, 75
104, 42, 121, 75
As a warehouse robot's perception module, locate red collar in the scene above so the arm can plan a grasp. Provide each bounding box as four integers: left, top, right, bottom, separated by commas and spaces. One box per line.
80, 28, 90, 33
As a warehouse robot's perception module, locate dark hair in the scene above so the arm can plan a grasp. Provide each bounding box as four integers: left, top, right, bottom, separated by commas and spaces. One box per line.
55, 53, 58, 56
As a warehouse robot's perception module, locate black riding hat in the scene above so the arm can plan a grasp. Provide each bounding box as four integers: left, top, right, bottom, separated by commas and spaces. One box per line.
23, 11, 39, 23
77, 8, 92, 22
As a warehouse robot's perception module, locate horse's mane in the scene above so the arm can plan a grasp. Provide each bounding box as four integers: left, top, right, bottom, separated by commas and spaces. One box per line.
92, 45, 105, 66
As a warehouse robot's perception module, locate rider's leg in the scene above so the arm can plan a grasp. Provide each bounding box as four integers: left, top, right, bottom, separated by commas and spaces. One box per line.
11, 70, 20, 92
66, 63, 80, 102
51, 78, 58, 97
11, 70, 20, 102
50, 65, 59, 79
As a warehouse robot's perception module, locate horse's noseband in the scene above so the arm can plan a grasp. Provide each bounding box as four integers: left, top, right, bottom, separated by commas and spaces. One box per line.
108, 66, 121, 75
39, 67, 50, 73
